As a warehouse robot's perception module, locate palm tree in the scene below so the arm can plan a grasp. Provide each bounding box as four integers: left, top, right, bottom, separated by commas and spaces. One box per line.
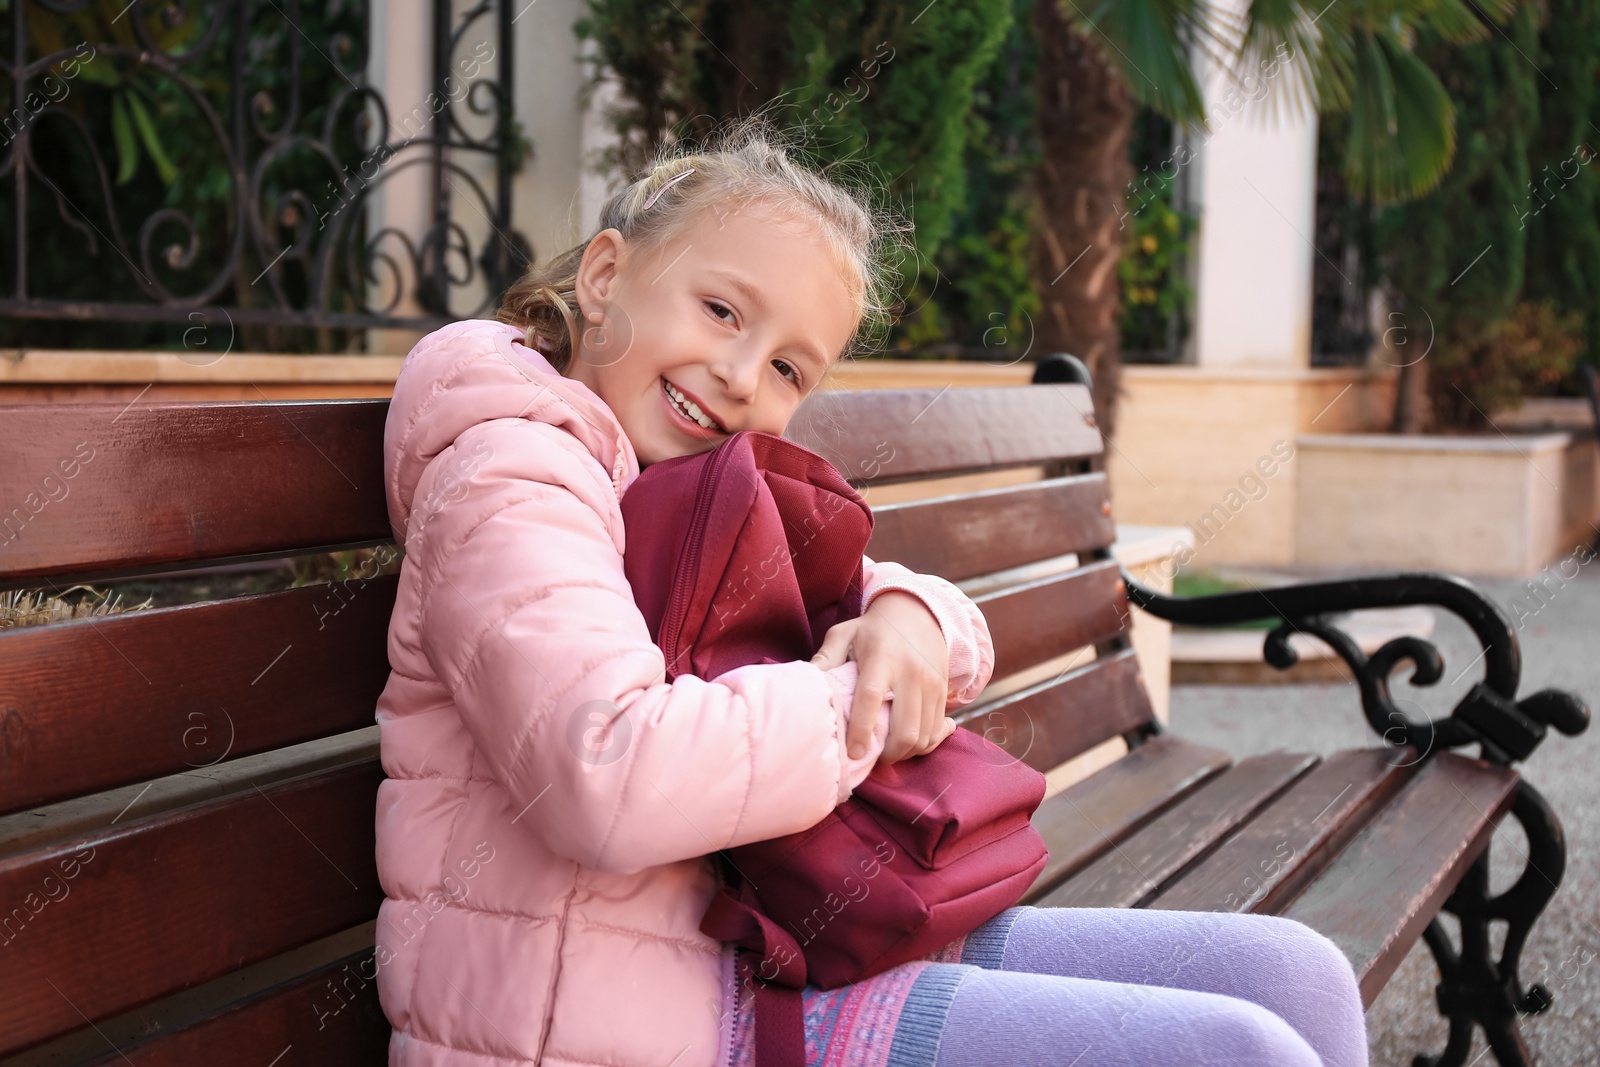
1030, 0, 1514, 440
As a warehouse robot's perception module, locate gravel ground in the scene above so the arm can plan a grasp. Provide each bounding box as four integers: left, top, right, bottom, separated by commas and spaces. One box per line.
1168, 558, 1600, 1067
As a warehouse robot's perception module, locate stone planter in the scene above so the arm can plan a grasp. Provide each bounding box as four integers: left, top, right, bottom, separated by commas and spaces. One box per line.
1294, 431, 1599, 578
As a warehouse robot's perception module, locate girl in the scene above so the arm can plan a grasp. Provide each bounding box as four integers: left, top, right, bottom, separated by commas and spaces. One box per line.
373, 115, 1369, 1067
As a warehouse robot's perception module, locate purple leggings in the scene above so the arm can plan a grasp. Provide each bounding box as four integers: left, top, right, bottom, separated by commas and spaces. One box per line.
928, 906, 1368, 1067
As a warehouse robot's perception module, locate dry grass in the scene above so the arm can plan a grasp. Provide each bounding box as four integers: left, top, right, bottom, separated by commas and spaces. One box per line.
0, 545, 406, 628
0, 585, 156, 630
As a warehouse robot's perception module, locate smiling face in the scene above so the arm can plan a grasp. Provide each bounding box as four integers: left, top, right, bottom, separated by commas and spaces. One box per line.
563, 198, 861, 467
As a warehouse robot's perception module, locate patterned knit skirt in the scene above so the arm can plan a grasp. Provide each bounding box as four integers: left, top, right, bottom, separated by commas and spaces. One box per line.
721, 908, 1023, 1067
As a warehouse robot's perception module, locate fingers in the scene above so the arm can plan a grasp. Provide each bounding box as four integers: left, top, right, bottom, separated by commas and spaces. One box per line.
881, 664, 920, 764
831, 615, 954, 764
920, 667, 944, 755
810, 620, 856, 672
847, 662, 890, 760
896, 659, 940, 758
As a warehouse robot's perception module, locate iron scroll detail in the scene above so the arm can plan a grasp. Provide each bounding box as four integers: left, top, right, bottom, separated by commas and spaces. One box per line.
1120, 569, 1589, 766
2, 0, 531, 334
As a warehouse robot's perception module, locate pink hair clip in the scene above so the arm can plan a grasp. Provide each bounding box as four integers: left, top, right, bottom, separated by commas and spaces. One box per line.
642, 167, 696, 209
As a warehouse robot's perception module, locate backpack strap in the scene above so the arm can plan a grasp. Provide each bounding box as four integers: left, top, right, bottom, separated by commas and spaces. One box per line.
702, 857, 808, 1067
734, 950, 805, 1067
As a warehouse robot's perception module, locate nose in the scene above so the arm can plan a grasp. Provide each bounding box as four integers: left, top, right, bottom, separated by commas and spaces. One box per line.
707, 344, 763, 408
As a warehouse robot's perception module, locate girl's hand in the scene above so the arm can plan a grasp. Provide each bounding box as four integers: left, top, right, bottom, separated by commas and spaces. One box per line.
811, 591, 959, 765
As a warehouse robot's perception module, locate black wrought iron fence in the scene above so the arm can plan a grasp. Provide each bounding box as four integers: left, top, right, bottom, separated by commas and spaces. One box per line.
0, 0, 530, 346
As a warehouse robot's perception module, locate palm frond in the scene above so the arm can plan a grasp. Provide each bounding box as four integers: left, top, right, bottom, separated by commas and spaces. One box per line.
1346, 31, 1398, 188
1343, 29, 1456, 203
1237, 0, 1357, 121
1375, 30, 1456, 197
1060, 0, 1243, 124
1056, 0, 1467, 204
1426, 0, 1495, 44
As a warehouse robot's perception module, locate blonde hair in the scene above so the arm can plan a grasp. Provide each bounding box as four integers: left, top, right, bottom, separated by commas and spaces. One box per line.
496, 109, 912, 377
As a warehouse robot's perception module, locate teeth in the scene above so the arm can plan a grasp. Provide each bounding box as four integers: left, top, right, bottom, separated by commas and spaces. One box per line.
665, 379, 718, 431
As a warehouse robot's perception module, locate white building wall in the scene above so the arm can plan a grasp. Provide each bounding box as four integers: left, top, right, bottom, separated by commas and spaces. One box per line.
510, 0, 620, 267
366, 0, 434, 353
366, 0, 611, 352
1184, 3, 1319, 368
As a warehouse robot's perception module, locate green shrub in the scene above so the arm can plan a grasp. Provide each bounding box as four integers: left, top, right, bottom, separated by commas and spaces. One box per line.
574, 0, 1023, 353
1428, 299, 1584, 429
1116, 171, 1197, 354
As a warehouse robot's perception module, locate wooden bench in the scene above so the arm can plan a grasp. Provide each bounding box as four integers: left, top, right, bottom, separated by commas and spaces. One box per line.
0, 362, 1587, 1067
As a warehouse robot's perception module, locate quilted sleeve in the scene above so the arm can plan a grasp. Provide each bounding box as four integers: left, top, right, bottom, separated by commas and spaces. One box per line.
411, 417, 889, 875
860, 555, 996, 709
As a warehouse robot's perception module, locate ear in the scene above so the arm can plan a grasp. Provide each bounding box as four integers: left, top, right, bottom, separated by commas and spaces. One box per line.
575, 228, 626, 317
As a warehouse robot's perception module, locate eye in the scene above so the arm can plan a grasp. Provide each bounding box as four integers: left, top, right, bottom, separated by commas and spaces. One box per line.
773, 358, 801, 387
704, 299, 735, 323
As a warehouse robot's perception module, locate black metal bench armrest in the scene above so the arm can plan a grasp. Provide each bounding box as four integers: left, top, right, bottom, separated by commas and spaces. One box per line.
1120, 568, 1589, 766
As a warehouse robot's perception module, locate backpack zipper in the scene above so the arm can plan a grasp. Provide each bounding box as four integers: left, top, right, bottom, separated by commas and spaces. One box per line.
659, 435, 740, 677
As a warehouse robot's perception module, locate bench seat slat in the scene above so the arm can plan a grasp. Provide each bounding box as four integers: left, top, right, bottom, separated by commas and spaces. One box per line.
1279, 752, 1519, 1007
1148, 747, 1420, 916
1033, 752, 1320, 910
0, 762, 383, 1058
865, 474, 1114, 581
1020, 735, 1232, 903
0, 578, 396, 815
0, 401, 391, 587
954, 648, 1155, 771
975, 559, 1131, 681
785, 385, 1101, 485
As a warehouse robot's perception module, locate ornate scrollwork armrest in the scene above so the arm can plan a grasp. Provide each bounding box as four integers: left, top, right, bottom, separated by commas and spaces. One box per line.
1120, 568, 1589, 766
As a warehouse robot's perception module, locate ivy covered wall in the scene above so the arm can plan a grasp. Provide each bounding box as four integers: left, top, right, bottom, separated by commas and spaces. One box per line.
575, 0, 1038, 355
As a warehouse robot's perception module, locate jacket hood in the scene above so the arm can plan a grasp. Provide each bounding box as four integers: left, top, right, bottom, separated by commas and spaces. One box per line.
384, 319, 641, 547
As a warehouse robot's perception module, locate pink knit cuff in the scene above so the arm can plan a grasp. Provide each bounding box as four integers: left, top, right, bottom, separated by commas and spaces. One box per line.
860, 562, 995, 708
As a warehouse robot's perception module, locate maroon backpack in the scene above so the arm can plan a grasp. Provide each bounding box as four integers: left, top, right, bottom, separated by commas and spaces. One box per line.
621, 430, 1048, 1066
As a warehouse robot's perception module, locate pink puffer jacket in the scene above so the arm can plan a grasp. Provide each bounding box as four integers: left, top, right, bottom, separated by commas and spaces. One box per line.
374, 319, 997, 1067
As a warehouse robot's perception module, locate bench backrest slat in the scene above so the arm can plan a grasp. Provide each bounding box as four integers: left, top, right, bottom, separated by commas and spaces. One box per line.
957, 647, 1152, 770
0, 762, 383, 1057
0, 579, 396, 815
1, 401, 391, 588
976, 559, 1132, 682
786, 385, 1101, 483
78, 950, 392, 1067
793, 385, 1151, 760
864, 473, 1114, 582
